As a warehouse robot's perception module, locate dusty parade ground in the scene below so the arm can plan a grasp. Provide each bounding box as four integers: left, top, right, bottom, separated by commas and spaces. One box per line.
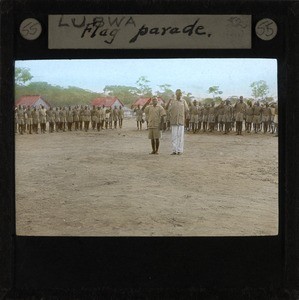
15, 118, 278, 236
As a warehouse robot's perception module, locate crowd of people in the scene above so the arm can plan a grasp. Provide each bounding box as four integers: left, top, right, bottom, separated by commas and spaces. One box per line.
15, 105, 125, 134
134, 96, 279, 136
15, 97, 279, 148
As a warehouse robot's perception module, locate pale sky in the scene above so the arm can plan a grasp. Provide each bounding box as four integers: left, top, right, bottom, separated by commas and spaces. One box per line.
16, 58, 278, 99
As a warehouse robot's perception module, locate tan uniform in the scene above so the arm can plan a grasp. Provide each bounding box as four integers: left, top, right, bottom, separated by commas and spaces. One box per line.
73, 108, 80, 122
91, 108, 97, 129
217, 105, 224, 123
91, 108, 97, 122
31, 109, 39, 133
198, 106, 203, 122
112, 108, 118, 121
83, 109, 91, 122
79, 107, 84, 130
144, 105, 166, 139
234, 102, 247, 122
66, 109, 73, 122
95, 108, 101, 130
144, 105, 166, 129
118, 108, 124, 128
105, 109, 110, 129
26, 108, 33, 126
66, 109, 73, 131
190, 105, 199, 123
59, 109, 67, 123
95, 108, 101, 122
99, 107, 105, 122
261, 106, 271, 122
118, 108, 124, 120
135, 108, 143, 122
100, 107, 106, 129
32, 109, 39, 125
270, 107, 275, 122
253, 106, 262, 124
17, 108, 25, 125
245, 106, 254, 123
202, 107, 209, 122
168, 99, 189, 126
83, 109, 91, 131
208, 106, 216, 123
16, 108, 25, 134
223, 105, 233, 123
47, 109, 55, 123
39, 108, 47, 123
47, 109, 55, 133
54, 109, 60, 122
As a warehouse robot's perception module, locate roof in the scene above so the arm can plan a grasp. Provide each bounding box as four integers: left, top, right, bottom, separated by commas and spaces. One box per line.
132, 97, 164, 107
91, 97, 124, 107
15, 95, 50, 107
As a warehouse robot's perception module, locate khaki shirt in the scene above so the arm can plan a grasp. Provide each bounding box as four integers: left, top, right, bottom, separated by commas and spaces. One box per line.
223, 105, 233, 116
54, 110, 60, 121
144, 105, 166, 129
118, 109, 124, 119
82, 109, 91, 122
253, 106, 262, 116
99, 108, 106, 119
208, 106, 216, 115
262, 106, 272, 116
168, 99, 189, 126
17, 109, 24, 120
234, 102, 247, 114
246, 106, 254, 116
190, 105, 199, 115
217, 105, 224, 115
202, 107, 209, 116
112, 109, 119, 121
46, 109, 55, 122
32, 110, 39, 121
73, 108, 80, 121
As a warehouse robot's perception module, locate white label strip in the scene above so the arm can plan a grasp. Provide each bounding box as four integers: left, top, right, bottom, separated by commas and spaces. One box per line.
48, 15, 251, 49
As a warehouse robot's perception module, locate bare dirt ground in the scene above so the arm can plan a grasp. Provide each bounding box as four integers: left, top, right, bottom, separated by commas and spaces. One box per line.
15, 118, 278, 236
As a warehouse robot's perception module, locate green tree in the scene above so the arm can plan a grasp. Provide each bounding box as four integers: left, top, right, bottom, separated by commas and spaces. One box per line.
15, 81, 103, 107
103, 85, 140, 105
208, 86, 223, 99
182, 92, 195, 105
155, 84, 174, 101
202, 98, 214, 105
136, 76, 152, 97
214, 96, 223, 104
250, 80, 269, 99
15, 67, 33, 86
265, 96, 274, 103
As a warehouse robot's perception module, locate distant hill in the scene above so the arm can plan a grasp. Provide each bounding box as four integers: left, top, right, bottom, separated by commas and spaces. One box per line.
15, 82, 104, 107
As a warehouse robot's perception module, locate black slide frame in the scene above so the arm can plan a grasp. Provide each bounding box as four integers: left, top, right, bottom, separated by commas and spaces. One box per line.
1, 0, 299, 298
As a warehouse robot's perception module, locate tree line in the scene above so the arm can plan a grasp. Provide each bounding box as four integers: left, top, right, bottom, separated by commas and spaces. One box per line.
15, 67, 275, 108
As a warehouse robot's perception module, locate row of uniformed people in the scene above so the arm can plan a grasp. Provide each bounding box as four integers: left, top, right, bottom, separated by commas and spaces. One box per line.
15, 105, 125, 134
184, 98, 278, 135
133, 98, 278, 135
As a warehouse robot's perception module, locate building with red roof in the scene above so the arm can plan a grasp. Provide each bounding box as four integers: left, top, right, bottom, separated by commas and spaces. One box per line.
15, 95, 51, 109
132, 97, 164, 108
91, 97, 124, 108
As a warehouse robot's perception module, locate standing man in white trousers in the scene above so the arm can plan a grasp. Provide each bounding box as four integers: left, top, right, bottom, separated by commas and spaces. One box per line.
167, 89, 189, 155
